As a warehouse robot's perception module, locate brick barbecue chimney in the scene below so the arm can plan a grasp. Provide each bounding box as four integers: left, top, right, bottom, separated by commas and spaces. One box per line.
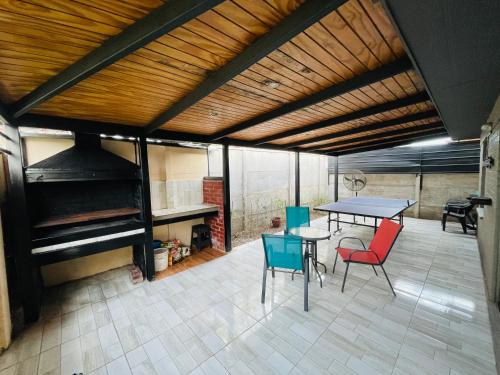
202, 177, 226, 251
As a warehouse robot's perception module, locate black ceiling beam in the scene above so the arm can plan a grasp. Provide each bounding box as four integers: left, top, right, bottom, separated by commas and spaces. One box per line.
210, 57, 414, 141
14, 113, 327, 154
278, 92, 430, 147
334, 132, 450, 156
10, 0, 223, 119
145, 0, 349, 134
15, 114, 211, 143
331, 129, 448, 155
255, 90, 428, 146
309, 121, 444, 152
297, 109, 438, 150
17, 114, 142, 137
216, 137, 328, 155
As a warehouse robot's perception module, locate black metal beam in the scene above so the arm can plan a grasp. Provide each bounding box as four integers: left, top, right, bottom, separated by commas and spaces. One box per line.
14, 113, 330, 154
145, 0, 349, 134
15, 114, 212, 144
17, 114, 141, 136
217, 137, 328, 155
37, 235, 146, 266
222, 145, 232, 252
138, 136, 155, 280
4, 123, 42, 322
10, 0, 223, 118
255, 90, 429, 145
333, 130, 448, 155
210, 57, 414, 141
333, 156, 339, 202
307, 121, 444, 152
295, 152, 300, 206
10, 112, 337, 155
297, 109, 438, 151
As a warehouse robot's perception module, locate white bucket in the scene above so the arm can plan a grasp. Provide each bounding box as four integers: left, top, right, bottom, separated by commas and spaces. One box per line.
154, 247, 169, 272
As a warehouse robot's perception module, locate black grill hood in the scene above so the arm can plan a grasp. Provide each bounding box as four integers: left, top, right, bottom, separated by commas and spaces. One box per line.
25, 133, 140, 182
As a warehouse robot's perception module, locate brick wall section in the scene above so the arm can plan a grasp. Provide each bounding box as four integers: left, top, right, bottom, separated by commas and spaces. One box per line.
203, 177, 225, 250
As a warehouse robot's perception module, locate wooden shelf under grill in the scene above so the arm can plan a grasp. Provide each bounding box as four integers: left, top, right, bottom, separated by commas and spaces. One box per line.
34, 207, 141, 229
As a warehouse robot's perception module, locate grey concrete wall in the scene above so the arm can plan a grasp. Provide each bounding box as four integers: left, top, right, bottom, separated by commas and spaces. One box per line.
477, 95, 500, 302
337, 173, 419, 216
208, 146, 330, 232
419, 173, 479, 219
334, 172, 479, 219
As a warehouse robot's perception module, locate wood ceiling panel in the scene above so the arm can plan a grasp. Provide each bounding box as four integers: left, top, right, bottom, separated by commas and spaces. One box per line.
29, 0, 313, 126
159, 0, 422, 132
1, 0, 437, 151
0, 0, 164, 103
269, 101, 435, 145
224, 72, 423, 141
323, 122, 443, 151
303, 117, 441, 150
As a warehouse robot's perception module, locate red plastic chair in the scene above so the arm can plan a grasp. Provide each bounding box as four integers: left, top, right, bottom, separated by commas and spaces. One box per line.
333, 218, 403, 296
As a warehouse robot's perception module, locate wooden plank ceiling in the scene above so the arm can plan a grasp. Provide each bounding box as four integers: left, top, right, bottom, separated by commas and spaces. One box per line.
0, 0, 445, 155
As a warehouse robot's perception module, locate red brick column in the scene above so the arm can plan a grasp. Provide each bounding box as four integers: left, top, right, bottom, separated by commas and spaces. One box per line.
203, 177, 225, 250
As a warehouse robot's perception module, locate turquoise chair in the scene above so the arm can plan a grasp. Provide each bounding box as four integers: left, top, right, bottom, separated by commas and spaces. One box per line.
285, 206, 310, 234
261, 234, 309, 311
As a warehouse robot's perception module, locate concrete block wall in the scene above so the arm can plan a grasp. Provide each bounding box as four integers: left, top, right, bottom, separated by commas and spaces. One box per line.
335, 172, 479, 220
203, 177, 225, 250
208, 146, 330, 233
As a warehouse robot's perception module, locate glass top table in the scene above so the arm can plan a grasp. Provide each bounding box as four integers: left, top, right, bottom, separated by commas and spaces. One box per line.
289, 227, 331, 287
289, 227, 331, 241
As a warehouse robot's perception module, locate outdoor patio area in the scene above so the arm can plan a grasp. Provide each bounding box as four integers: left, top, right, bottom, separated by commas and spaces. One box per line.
0, 215, 495, 375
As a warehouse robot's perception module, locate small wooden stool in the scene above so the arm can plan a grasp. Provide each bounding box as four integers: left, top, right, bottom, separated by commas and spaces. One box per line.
191, 224, 212, 251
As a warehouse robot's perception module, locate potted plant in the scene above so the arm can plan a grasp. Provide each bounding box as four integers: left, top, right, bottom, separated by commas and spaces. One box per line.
271, 216, 281, 228
271, 198, 286, 228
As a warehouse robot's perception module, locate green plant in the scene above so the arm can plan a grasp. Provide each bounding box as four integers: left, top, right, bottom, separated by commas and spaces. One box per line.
274, 198, 287, 210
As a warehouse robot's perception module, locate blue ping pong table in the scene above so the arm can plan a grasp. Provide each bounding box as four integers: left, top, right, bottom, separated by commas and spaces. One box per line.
314, 197, 417, 233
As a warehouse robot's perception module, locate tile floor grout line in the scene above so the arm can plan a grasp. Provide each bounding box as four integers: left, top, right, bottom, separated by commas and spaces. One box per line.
389, 229, 444, 375
287, 220, 375, 375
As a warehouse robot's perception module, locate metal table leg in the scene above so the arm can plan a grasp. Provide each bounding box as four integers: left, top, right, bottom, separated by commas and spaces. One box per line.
334, 212, 342, 234
309, 241, 323, 288
313, 241, 327, 273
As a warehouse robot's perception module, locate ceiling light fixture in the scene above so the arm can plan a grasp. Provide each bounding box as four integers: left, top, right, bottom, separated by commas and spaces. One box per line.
263, 79, 280, 89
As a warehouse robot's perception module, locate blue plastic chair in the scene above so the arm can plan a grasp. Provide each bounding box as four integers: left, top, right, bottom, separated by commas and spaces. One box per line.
285, 206, 310, 234
261, 234, 309, 311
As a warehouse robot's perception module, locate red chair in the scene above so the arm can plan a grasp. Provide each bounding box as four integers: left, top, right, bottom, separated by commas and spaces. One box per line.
333, 218, 403, 296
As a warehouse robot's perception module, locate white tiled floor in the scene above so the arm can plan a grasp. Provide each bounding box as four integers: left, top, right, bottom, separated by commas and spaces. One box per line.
0, 216, 497, 374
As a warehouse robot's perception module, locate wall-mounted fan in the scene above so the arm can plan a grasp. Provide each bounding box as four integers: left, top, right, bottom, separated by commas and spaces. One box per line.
343, 169, 366, 196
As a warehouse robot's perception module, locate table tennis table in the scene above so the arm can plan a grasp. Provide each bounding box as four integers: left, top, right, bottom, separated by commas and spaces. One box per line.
314, 197, 417, 233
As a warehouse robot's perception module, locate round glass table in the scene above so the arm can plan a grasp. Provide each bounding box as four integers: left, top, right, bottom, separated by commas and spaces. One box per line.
289, 227, 331, 287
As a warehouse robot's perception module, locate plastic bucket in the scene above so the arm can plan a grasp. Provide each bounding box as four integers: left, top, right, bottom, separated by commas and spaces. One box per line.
154, 247, 169, 272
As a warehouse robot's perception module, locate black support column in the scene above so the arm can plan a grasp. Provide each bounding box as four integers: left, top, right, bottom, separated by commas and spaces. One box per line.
295, 151, 300, 206
333, 156, 339, 202
4, 123, 41, 322
138, 137, 154, 280
222, 145, 232, 252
